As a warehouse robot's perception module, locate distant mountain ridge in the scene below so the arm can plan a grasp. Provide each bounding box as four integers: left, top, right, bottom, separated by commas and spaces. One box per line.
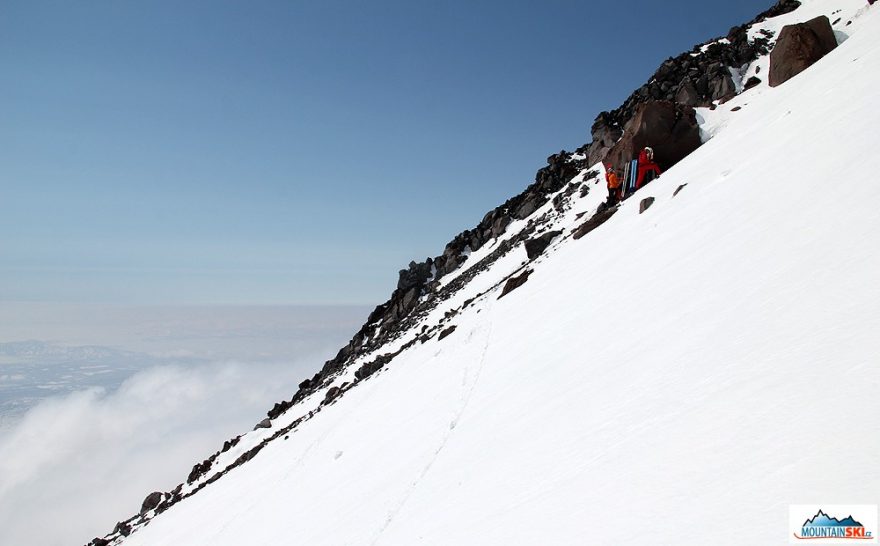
803, 510, 864, 528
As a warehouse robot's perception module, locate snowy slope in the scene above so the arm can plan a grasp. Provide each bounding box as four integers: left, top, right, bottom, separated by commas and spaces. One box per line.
114, 1, 880, 544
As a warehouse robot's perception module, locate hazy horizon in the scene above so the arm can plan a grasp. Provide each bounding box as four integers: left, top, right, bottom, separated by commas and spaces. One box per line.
0, 302, 370, 545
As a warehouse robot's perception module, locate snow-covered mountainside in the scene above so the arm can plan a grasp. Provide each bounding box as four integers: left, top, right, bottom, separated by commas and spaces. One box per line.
95, 1, 880, 544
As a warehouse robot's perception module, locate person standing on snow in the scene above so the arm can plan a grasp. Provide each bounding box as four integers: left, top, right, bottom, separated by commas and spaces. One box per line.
636, 146, 662, 189
605, 163, 622, 205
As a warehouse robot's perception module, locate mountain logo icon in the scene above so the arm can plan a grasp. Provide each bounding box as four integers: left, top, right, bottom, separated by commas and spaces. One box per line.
794, 509, 874, 541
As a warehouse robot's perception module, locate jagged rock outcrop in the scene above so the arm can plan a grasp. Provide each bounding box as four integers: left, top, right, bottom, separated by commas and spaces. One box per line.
290, 150, 587, 392
584, 0, 802, 166
586, 112, 624, 166
604, 101, 703, 173
748, 0, 801, 24
769, 15, 838, 87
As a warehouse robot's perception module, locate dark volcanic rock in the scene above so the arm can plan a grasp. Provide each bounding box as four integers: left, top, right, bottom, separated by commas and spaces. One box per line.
354, 353, 395, 381
573, 207, 618, 240
639, 197, 656, 214
586, 113, 624, 166
437, 325, 457, 341
221, 436, 241, 453
140, 491, 163, 514
708, 72, 737, 103
749, 0, 802, 25
498, 270, 532, 299
604, 101, 702, 173
267, 400, 293, 420
743, 76, 762, 90
674, 78, 701, 106
322, 386, 341, 405
673, 184, 688, 197
769, 16, 837, 87
397, 260, 433, 291
89, 539, 110, 546
187, 458, 213, 484
114, 521, 132, 537
524, 230, 562, 260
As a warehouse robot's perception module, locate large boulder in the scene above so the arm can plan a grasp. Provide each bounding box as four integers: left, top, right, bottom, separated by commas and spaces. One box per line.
769, 15, 837, 87
603, 100, 703, 173
140, 492, 163, 514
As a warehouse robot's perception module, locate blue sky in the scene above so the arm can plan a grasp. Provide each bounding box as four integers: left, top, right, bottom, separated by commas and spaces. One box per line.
1, 0, 773, 305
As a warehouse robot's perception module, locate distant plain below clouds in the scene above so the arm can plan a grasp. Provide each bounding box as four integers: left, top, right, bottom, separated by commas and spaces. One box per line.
0, 303, 370, 420
0, 303, 369, 546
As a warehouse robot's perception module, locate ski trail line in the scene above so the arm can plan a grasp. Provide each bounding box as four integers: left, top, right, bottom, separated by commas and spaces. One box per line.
369, 308, 495, 546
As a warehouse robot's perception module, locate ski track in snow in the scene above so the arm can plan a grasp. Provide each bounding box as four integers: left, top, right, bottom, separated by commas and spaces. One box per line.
370, 306, 494, 546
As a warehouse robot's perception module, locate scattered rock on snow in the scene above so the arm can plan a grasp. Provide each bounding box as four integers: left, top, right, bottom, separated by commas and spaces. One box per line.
743, 76, 762, 90
498, 270, 532, 299
572, 207, 618, 240
322, 387, 342, 405
639, 197, 656, 214
673, 184, 688, 197
438, 325, 457, 341
524, 230, 562, 260
254, 418, 272, 431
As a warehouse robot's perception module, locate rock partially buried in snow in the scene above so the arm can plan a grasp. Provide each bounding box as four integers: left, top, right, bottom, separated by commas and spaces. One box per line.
438, 325, 457, 341
323, 386, 342, 405
640, 197, 656, 214
572, 207, 618, 240
498, 270, 532, 299
524, 230, 562, 260
743, 76, 762, 90
769, 15, 838, 87
253, 418, 272, 431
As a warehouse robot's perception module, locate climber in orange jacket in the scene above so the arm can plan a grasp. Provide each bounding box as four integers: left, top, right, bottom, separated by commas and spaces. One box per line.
636, 146, 662, 189
605, 163, 622, 205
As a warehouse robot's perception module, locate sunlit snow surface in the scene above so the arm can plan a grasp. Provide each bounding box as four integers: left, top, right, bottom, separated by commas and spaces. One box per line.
121, 2, 879, 545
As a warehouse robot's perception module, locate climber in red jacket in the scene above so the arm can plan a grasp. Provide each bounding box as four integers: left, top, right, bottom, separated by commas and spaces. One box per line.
636, 146, 662, 189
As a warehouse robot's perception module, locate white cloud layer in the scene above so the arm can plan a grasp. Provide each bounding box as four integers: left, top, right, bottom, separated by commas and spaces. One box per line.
0, 358, 322, 546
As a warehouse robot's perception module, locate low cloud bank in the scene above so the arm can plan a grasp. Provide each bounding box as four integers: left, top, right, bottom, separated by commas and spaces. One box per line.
0, 357, 324, 546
